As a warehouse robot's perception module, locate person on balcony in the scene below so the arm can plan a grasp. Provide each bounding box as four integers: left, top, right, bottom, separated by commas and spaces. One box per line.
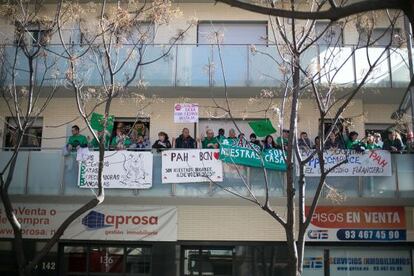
90, 130, 110, 150
324, 131, 344, 150
276, 129, 289, 150
373, 133, 383, 148
216, 128, 226, 142
383, 130, 403, 153
298, 131, 312, 150
152, 131, 172, 151
249, 133, 262, 149
406, 131, 414, 153
130, 135, 150, 149
228, 128, 237, 140
202, 129, 219, 149
365, 134, 381, 150
345, 131, 366, 152
67, 125, 88, 151
110, 127, 131, 150
174, 128, 196, 149
263, 135, 277, 150
313, 136, 321, 150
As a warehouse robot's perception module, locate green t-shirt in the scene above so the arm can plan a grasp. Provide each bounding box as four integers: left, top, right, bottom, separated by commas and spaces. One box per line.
91, 135, 110, 149
68, 134, 88, 148
346, 139, 362, 150
202, 137, 219, 149
365, 143, 381, 150
110, 135, 131, 149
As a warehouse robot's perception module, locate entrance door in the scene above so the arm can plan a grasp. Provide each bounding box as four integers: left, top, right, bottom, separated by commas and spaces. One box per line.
61, 244, 152, 276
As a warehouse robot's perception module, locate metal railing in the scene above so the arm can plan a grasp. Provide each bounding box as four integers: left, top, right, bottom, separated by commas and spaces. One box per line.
0, 44, 411, 88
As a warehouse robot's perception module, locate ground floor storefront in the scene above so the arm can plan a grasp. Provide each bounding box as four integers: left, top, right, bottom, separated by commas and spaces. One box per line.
0, 240, 413, 276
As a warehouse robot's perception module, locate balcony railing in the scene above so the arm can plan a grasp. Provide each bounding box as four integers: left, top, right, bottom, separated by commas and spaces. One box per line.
1, 149, 413, 199
1, 44, 411, 88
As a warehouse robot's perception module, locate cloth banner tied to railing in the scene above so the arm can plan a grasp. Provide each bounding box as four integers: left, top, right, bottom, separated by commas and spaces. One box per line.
298, 149, 392, 177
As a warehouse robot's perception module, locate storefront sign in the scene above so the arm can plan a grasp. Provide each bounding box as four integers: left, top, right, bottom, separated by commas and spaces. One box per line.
219, 138, 287, 171
174, 103, 199, 123
306, 206, 406, 242
78, 151, 153, 189
329, 249, 412, 276
0, 204, 177, 241
299, 149, 392, 176
162, 149, 223, 183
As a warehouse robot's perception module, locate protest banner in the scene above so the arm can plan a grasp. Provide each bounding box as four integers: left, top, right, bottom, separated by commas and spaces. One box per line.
174, 103, 199, 123
219, 138, 287, 171
248, 119, 276, 137
78, 151, 153, 189
299, 149, 392, 176
306, 206, 406, 242
162, 149, 223, 183
0, 204, 177, 241
90, 112, 115, 132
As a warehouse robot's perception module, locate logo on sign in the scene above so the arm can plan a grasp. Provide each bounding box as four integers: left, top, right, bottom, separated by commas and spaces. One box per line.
175, 104, 181, 111
307, 230, 329, 240
81, 211, 159, 230
82, 211, 112, 230
303, 257, 323, 269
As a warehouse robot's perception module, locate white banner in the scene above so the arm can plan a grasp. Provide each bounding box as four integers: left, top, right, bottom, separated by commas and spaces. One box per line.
0, 204, 177, 241
174, 103, 199, 123
162, 149, 223, 183
299, 149, 392, 176
78, 151, 153, 189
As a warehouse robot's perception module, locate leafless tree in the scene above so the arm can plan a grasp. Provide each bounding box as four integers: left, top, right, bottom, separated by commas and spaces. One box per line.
206, 3, 402, 275
0, 0, 192, 275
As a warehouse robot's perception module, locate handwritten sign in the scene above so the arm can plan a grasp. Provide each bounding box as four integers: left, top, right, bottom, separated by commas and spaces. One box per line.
162, 149, 223, 183
298, 149, 392, 176
174, 103, 199, 123
78, 151, 153, 189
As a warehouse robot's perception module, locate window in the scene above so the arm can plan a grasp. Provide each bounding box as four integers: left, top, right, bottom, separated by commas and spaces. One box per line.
315, 22, 343, 45
359, 28, 402, 47
62, 245, 152, 276
124, 22, 155, 44
3, 117, 43, 150
111, 118, 150, 150
182, 247, 234, 276
197, 21, 267, 44
15, 23, 50, 46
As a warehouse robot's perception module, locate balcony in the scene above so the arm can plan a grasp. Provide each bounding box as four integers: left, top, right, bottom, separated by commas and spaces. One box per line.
1, 149, 413, 199
1, 44, 411, 89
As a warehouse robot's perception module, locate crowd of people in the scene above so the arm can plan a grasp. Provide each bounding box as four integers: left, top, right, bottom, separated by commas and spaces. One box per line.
66, 124, 414, 154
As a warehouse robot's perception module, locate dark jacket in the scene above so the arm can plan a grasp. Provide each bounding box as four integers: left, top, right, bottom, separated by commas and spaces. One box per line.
298, 138, 312, 149
152, 140, 172, 150
324, 138, 345, 150
383, 138, 403, 152
175, 135, 196, 149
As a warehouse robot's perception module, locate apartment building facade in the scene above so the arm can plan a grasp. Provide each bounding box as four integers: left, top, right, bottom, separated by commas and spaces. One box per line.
0, 1, 413, 276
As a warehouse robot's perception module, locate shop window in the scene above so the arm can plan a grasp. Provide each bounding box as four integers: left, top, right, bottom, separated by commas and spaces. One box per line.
3, 117, 43, 150
197, 21, 267, 45
183, 247, 234, 276
61, 245, 152, 276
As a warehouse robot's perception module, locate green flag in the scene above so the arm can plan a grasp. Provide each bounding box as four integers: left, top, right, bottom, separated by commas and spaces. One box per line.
90, 112, 114, 132
248, 119, 276, 137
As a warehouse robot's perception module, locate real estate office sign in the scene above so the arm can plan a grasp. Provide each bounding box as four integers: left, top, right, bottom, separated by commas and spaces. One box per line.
306, 206, 406, 242
0, 204, 177, 241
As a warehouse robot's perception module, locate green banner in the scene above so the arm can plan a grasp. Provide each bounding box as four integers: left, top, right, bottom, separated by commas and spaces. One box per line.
248, 119, 276, 137
219, 139, 287, 171
90, 112, 114, 132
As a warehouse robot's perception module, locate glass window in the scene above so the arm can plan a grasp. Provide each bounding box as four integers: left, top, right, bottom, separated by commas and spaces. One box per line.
126, 247, 152, 275
183, 247, 234, 276
359, 28, 402, 47
198, 22, 267, 44
315, 22, 343, 45
303, 248, 324, 276
329, 248, 411, 276
89, 246, 124, 273
63, 246, 87, 274
3, 117, 43, 150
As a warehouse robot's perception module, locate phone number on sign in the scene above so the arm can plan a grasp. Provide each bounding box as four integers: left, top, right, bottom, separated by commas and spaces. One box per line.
337, 229, 406, 241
